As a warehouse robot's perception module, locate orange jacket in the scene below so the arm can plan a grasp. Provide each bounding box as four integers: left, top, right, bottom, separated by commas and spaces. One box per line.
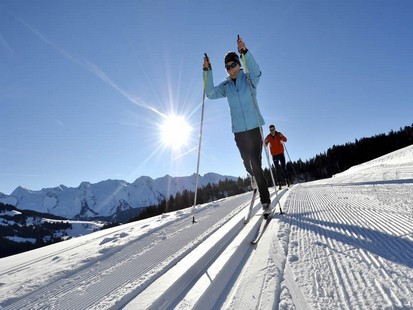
265, 131, 287, 156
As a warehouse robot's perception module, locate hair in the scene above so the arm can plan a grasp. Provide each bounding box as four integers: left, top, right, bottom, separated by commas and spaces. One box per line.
224, 52, 241, 66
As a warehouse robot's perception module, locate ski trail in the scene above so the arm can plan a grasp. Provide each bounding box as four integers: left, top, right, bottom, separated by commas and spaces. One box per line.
275, 187, 312, 310
169, 188, 290, 310
223, 187, 311, 310
1, 193, 253, 309
284, 183, 413, 309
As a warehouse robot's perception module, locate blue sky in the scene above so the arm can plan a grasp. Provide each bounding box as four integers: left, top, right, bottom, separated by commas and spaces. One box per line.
1, 0, 412, 195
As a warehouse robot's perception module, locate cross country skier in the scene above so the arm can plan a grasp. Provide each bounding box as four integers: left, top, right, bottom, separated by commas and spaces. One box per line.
203, 37, 271, 214
265, 124, 291, 189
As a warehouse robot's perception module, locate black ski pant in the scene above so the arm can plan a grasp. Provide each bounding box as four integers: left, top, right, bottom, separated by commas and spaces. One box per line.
234, 127, 270, 205
272, 153, 289, 184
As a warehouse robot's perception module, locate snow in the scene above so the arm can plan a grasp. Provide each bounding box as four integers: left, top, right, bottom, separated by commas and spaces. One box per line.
46, 219, 106, 238
0, 209, 105, 240
0, 145, 412, 309
4, 236, 36, 244
0, 209, 22, 217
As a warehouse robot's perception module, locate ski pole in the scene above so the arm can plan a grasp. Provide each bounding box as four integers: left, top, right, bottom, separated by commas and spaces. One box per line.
282, 141, 300, 186
239, 36, 283, 214
192, 53, 208, 224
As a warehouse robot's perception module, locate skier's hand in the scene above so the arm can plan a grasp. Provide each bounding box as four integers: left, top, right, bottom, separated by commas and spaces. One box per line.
203, 54, 211, 71
237, 36, 248, 54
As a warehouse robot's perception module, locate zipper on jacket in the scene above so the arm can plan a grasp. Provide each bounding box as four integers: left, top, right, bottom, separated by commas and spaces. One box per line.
233, 76, 248, 132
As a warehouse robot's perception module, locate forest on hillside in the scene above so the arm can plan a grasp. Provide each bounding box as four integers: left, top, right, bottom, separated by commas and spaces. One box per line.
0, 203, 72, 258
284, 124, 412, 182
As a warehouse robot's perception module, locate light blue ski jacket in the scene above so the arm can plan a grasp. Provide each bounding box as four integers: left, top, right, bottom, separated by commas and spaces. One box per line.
204, 51, 265, 133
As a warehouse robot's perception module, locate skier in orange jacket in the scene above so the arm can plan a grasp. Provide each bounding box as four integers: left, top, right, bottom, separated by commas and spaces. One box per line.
264, 124, 290, 189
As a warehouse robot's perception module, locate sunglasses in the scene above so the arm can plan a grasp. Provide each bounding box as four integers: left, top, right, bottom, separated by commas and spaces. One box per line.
225, 62, 238, 70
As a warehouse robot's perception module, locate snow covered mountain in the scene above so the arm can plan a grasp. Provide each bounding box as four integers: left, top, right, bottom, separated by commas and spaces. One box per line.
0, 173, 238, 221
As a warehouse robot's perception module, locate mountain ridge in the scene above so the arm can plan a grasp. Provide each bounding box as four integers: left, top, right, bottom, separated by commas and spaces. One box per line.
0, 173, 238, 222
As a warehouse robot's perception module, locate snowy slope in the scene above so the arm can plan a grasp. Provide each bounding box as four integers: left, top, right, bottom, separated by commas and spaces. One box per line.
0, 145, 412, 309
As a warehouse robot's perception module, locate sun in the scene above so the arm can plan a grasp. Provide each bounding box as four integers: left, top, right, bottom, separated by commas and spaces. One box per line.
160, 114, 193, 150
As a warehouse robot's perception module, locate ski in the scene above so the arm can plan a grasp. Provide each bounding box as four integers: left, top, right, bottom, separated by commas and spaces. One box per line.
250, 207, 276, 245
244, 189, 258, 224
250, 187, 289, 244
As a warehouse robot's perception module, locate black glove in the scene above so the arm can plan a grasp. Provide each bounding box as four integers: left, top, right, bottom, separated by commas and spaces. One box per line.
203, 53, 211, 71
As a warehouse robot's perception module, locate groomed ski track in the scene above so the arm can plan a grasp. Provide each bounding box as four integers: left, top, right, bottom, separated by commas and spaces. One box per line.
1, 189, 289, 310
1, 166, 413, 309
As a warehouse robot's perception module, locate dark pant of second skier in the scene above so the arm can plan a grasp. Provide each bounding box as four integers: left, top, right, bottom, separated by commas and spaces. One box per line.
234, 127, 271, 205
272, 153, 289, 187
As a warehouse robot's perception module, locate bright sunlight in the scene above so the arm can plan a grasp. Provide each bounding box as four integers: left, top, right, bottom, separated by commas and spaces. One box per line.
160, 114, 193, 150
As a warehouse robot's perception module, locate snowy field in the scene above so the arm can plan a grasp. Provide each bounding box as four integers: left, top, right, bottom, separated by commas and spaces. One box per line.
0, 145, 412, 309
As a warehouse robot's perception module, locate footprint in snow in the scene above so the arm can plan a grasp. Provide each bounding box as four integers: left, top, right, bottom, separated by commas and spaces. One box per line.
99, 236, 117, 245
